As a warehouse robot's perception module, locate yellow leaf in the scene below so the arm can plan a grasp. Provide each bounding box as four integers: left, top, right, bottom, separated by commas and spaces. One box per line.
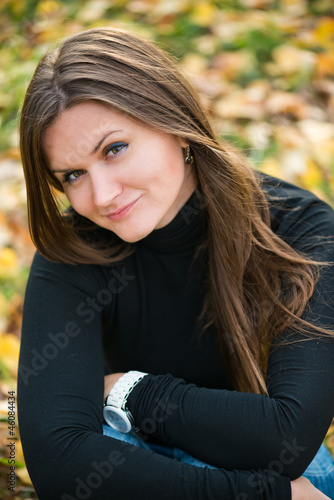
36, 0, 61, 16
280, 0, 307, 16
182, 53, 208, 74
309, 139, 334, 170
298, 158, 323, 190
0, 247, 18, 276
16, 465, 33, 486
76, 0, 110, 22
0, 294, 9, 331
326, 421, 334, 437
315, 52, 334, 79
16, 466, 33, 485
14, 438, 25, 464
269, 45, 315, 76
259, 158, 283, 179
9, 0, 25, 15
191, 1, 216, 27
315, 18, 334, 49
0, 332, 20, 375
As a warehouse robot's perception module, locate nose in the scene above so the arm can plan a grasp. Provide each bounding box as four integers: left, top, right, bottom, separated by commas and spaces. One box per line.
90, 168, 123, 208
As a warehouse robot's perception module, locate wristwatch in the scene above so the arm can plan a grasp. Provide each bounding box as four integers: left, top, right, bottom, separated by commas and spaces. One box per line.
103, 371, 148, 433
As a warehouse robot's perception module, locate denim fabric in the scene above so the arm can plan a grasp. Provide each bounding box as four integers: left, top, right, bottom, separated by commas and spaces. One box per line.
303, 444, 334, 498
102, 424, 215, 468
102, 424, 334, 496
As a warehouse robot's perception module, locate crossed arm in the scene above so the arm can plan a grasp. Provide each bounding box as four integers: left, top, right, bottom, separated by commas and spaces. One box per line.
103, 329, 334, 500
18, 197, 334, 500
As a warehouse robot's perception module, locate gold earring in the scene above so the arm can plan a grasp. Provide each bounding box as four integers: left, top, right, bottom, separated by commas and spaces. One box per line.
185, 145, 194, 164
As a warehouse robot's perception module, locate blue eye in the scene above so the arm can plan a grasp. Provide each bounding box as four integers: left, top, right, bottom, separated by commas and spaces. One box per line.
104, 142, 128, 158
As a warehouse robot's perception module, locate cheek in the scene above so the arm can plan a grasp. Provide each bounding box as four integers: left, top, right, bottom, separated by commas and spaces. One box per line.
148, 150, 186, 187
65, 188, 91, 215
163, 160, 186, 188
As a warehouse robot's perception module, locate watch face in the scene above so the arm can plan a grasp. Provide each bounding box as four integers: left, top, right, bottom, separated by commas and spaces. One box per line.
103, 406, 132, 433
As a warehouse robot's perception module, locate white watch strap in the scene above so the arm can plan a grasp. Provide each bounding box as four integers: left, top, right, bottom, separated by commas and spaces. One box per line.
105, 371, 148, 410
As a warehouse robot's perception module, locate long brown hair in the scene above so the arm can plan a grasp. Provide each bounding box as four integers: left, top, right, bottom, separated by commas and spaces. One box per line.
20, 27, 332, 394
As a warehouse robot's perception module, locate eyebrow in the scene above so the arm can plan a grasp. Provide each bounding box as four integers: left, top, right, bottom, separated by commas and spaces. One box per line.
91, 130, 122, 155
51, 129, 123, 173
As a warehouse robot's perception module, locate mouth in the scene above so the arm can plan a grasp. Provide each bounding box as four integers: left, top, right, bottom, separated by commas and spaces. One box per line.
105, 196, 142, 221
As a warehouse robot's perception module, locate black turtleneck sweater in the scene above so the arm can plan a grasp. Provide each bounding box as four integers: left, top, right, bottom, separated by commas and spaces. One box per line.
18, 173, 334, 500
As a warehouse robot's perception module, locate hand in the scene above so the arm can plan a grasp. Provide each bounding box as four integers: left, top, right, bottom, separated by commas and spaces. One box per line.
104, 372, 125, 402
291, 477, 331, 500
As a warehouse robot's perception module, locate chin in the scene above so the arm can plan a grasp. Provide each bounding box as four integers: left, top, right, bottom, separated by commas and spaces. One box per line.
114, 224, 156, 243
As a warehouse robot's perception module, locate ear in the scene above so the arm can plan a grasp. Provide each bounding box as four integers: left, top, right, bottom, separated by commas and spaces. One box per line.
178, 137, 188, 148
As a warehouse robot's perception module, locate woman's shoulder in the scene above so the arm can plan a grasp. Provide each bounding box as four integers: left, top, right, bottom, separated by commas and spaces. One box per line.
257, 170, 329, 209
28, 249, 123, 297
256, 171, 334, 252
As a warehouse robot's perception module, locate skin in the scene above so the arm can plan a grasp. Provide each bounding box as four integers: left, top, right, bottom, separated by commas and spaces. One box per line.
290, 477, 330, 499
44, 101, 330, 500
44, 101, 197, 243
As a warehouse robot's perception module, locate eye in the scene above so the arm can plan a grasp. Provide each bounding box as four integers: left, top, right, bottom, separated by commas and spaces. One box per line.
64, 169, 85, 184
104, 142, 128, 158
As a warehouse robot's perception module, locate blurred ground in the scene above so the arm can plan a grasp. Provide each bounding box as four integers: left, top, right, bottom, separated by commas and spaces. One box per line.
0, 0, 334, 497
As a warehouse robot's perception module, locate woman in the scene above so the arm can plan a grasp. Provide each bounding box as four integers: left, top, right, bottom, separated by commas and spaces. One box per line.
17, 27, 334, 499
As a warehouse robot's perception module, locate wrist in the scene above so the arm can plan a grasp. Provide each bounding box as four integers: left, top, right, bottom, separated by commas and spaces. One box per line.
126, 373, 182, 440
104, 372, 124, 402
103, 370, 148, 433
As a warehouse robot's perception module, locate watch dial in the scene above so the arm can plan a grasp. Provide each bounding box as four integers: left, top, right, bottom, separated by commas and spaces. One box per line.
103, 406, 132, 433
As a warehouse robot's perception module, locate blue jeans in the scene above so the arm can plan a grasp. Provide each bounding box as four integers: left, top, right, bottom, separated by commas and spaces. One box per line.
102, 424, 334, 497
303, 444, 334, 498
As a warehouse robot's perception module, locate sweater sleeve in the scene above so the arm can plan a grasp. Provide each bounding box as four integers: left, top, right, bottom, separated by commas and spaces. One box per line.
128, 193, 334, 479
17, 252, 291, 500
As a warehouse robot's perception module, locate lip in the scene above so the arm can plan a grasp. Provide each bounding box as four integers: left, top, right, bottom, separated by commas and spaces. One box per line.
105, 196, 142, 221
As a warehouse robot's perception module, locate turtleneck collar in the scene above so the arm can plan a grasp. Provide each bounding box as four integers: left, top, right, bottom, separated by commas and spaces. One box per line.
138, 189, 206, 254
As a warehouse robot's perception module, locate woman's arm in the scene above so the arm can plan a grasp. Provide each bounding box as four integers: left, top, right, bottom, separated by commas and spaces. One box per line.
291, 477, 331, 500
124, 199, 334, 478
126, 333, 334, 477
18, 252, 291, 500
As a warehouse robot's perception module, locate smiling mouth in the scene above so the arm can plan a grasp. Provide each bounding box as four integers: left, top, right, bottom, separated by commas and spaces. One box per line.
106, 197, 141, 221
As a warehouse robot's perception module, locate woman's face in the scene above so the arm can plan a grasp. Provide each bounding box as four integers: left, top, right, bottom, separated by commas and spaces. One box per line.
43, 102, 196, 242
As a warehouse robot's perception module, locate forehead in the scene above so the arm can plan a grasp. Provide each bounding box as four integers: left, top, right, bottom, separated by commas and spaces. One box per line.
42, 102, 133, 168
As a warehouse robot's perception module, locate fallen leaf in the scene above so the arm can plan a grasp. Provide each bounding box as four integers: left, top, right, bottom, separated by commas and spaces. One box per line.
259, 158, 283, 179
315, 18, 334, 49
190, 1, 216, 27
15, 466, 33, 486
279, 149, 308, 178
266, 91, 309, 120
0, 333, 20, 375
315, 52, 334, 79
36, 0, 62, 17
0, 248, 19, 277
182, 53, 208, 75
212, 51, 255, 81
296, 158, 324, 193
267, 44, 315, 76
246, 122, 272, 149
215, 89, 265, 120
273, 124, 305, 149
298, 119, 334, 143
76, 0, 110, 22
280, 0, 307, 16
